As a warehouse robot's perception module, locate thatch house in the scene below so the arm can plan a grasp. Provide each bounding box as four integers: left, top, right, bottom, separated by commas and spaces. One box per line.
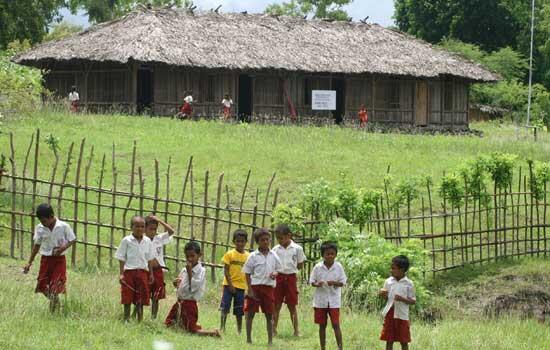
14, 6, 498, 127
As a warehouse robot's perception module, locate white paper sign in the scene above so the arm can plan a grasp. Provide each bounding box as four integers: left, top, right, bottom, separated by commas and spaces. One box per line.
312, 90, 336, 110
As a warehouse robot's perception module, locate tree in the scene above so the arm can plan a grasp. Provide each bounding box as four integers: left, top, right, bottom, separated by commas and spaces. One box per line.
265, 0, 352, 21
0, 0, 64, 49
44, 22, 84, 42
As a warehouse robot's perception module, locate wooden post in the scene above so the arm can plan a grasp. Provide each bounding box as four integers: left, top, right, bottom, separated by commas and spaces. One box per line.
164, 157, 172, 223
225, 185, 233, 246
262, 173, 276, 227
109, 144, 118, 268
20, 133, 34, 258
201, 171, 209, 254
153, 159, 160, 214
176, 157, 193, 270
138, 167, 145, 216
9, 133, 17, 258
97, 154, 106, 267
238, 170, 251, 228
211, 173, 224, 282
72, 138, 85, 267
57, 142, 75, 216
122, 141, 137, 226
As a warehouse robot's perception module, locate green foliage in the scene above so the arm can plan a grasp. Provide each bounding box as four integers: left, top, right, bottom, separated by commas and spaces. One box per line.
44, 22, 83, 42
45, 134, 60, 155
272, 204, 306, 236
299, 178, 334, 221
440, 173, 465, 208
392, 177, 421, 209
485, 153, 517, 190
265, 0, 352, 21
529, 160, 550, 200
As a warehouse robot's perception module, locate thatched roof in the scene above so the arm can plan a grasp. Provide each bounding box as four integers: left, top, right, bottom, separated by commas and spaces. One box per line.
14, 7, 498, 82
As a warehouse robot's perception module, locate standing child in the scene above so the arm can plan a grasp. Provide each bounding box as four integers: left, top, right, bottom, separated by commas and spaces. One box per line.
358, 104, 368, 128
68, 86, 80, 113
309, 242, 347, 350
115, 215, 155, 322
165, 241, 221, 337
221, 94, 233, 120
272, 224, 306, 337
219, 229, 249, 333
379, 255, 416, 350
242, 228, 282, 345
23, 203, 76, 313
145, 214, 175, 319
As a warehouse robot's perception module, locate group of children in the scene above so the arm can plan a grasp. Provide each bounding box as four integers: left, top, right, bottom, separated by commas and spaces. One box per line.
24, 203, 416, 350
176, 91, 234, 121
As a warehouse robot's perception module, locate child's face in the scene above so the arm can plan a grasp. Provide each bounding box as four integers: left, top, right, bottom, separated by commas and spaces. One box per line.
257, 234, 271, 250
185, 249, 200, 265
322, 248, 337, 265
131, 219, 145, 238
276, 232, 292, 247
38, 216, 56, 228
234, 237, 247, 251
145, 222, 158, 236
390, 262, 405, 279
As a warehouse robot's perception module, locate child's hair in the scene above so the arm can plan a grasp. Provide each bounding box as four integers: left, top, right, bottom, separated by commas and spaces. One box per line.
36, 203, 54, 219
232, 229, 248, 242
185, 240, 201, 254
392, 255, 410, 272
144, 214, 158, 226
275, 223, 291, 236
130, 215, 144, 227
253, 228, 270, 243
320, 241, 338, 255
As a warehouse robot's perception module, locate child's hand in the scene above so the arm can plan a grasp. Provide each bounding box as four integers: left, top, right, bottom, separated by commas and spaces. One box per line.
22, 263, 31, 274
313, 280, 326, 287
270, 272, 278, 280
394, 294, 407, 303
119, 274, 125, 285
327, 281, 336, 287
173, 278, 182, 288
247, 291, 258, 301
52, 244, 65, 256
379, 289, 388, 298
228, 285, 236, 294
186, 261, 193, 272
149, 273, 154, 285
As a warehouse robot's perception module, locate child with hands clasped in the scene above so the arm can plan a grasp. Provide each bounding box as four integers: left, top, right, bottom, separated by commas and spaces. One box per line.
379, 255, 416, 350
309, 242, 347, 350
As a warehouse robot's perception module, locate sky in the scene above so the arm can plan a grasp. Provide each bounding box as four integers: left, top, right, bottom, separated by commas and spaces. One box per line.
59, 0, 395, 28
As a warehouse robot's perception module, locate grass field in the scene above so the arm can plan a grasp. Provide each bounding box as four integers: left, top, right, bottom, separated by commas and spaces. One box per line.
0, 255, 546, 350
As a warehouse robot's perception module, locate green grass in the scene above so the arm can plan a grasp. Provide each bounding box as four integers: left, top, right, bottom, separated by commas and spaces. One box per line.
0, 255, 546, 350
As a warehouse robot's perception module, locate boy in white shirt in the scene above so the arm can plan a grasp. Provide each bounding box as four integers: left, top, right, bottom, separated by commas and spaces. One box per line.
242, 228, 282, 345
309, 242, 347, 350
221, 94, 233, 120
23, 203, 76, 313
272, 224, 306, 337
115, 216, 155, 322
164, 241, 220, 337
379, 255, 416, 350
68, 86, 79, 112
144, 214, 175, 319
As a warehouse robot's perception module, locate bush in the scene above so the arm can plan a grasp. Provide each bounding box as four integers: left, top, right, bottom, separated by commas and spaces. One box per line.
272, 204, 305, 236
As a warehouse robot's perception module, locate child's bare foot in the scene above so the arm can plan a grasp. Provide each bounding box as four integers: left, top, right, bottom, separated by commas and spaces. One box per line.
273, 329, 278, 337
214, 330, 221, 338
293, 331, 301, 337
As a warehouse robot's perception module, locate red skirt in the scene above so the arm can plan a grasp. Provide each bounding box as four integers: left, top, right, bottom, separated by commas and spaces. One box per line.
274, 273, 299, 306
120, 269, 150, 305
165, 300, 202, 332
244, 285, 275, 314
36, 255, 67, 295
380, 307, 411, 343
150, 268, 166, 300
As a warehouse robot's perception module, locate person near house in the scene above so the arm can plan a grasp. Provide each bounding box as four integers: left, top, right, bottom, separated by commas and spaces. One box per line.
68, 86, 80, 112
221, 94, 233, 120
358, 104, 369, 128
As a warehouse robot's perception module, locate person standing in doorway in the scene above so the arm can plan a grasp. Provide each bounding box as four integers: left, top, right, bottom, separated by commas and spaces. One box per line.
68, 86, 80, 113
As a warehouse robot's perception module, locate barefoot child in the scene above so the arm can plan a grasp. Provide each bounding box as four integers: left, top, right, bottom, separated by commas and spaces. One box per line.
379, 255, 416, 350
309, 242, 347, 350
165, 241, 220, 337
145, 214, 175, 319
358, 104, 368, 128
272, 224, 306, 337
221, 94, 233, 120
220, 229, 249, 333
23, 203, 76, 313
243, 228, 282, 345
115, 216, 155, 322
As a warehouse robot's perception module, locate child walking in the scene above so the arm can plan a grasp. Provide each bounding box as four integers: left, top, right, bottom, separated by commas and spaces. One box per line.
242, 228, 282, 345
219, 229, 249, 333
115, 215, 155, 322
379, 255, 416, 350
23, 203, 76, 313
221, 94, 233, 120
164, 241, 220, 337
272, 224, 306, 337
309, 242, 347, 350
145, 214, 175, 319
358, 104, 368, 128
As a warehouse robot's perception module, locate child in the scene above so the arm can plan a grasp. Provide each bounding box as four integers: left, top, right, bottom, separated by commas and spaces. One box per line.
23, 203, 76, 313
115, 215, 155, 322
219, 229, 249, 333
242, 228, 282, 345
379, 255, 416, 350
165, 241, 220, 337
309, 242, 347, 350
358, 104, 368, 128
68, 86, 80, 113
272, 224, 306, 337
176, 91, 194, 120
145, 214, 175, 319
221, 94, 233, 120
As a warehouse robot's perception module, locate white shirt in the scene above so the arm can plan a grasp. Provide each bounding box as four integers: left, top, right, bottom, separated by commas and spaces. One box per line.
381, 276, 416, 321
272, 241, 306, 274
242, 250, 282, 287
176, 263, 206, 301
68, 92, 79, 102
151, 232, 172, 267
222, 98, 233, 108
184, 95, 193, 104
309, 261, 347, 308
115, 235, 154, 271
33, 219, 76, 256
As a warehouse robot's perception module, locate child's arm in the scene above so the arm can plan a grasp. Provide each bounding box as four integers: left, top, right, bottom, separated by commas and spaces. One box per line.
23, 244, 40, 273
394, 294, 416, 305
118, 260, 125, 284
297, 246, 306, 271
245, 273, 257, 300
186, 261, 193, 292
53, 239, 76, 256
147, 259, 155, 284
327, 281, 344, 287
309, 266, 324, 287
151, 215, 175, 235
224, 264, 236, 293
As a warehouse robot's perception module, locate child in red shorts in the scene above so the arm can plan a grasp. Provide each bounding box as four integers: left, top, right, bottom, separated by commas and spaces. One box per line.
115, 216, 155, 322
379, 255, 416, 350
164, 241, 220, 337
23, 203, 76, 313
242, 228, 282, 345
309, 242, 347, 350
144, 214, 175, 320
272, 224, 306, 337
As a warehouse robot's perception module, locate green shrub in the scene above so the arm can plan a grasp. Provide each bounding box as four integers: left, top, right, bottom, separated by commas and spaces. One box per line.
272, 204, 305, 236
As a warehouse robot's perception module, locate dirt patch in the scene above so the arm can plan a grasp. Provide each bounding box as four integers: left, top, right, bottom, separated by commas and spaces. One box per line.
484, 289, 550, 322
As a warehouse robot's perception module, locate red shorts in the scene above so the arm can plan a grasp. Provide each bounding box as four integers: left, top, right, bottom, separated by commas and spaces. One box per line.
380, 307, 411, 343
314, 308, 340, 325
274, 273, 299, 306
150, 268, 166, 300
244, 285, 275, 314
36, 255, 67, 295
120, 269, 150, 306
165, 300, 202, 333
223, 106, 231, 115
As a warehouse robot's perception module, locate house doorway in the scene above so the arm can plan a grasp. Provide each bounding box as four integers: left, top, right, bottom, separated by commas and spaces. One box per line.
137, 67, 153, 114
332, 78, 346, 124
238, 75, 253, 122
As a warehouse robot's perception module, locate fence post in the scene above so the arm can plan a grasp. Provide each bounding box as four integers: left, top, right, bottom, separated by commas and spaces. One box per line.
211, 173, 224, 282
9, 133, 17, 258
72, 138, 85, 268
201, 171, 209, 255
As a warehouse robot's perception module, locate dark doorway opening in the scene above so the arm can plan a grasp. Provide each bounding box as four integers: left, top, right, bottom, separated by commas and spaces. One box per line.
137, 68, 153, 114
238, 75, 253, 122
332, 78, 346, 125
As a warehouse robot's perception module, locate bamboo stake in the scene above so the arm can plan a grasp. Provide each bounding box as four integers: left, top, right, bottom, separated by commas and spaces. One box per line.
72, 138, 85, 267
96, 154, 106, 267
20, 133, 34, 258
122, 141, 137, 227
543, 182, 548, 257
139, 167, 144, 216
225, 185, 233, 246
9, 133, 17, 258
153, 159, 160, 214
211, 173, 224, 282
164, 156, 172, 223
57, 142, 75, 216
238, 170, 251, 228
190, 166, 195, 239
176, 157, 193, 270
262, 172, 276, 227
109, 144, 118, 268
201, 171, 209, 254
82, 146, 94, 266
493, 182, 498, 260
